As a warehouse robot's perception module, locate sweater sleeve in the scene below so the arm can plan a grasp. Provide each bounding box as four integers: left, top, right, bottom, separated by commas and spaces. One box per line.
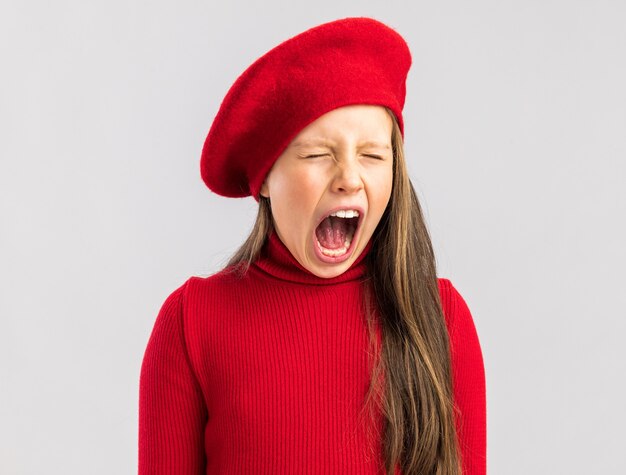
138, 279, 208, 474
440, 279, 487, 475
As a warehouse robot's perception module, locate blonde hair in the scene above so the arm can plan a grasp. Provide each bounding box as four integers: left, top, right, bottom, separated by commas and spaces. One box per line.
225, 107, 462, 474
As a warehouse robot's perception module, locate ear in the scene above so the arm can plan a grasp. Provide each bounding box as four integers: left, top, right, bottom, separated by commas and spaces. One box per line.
259, 180, 269, 198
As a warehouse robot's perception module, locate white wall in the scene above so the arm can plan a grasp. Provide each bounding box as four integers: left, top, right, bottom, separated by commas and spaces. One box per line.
1, 1, 624, 473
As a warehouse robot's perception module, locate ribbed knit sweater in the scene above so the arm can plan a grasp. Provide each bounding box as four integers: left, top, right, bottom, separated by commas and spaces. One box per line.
138, 230, 486, 474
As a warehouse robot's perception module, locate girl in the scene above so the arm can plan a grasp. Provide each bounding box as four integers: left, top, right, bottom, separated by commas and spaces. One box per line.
139, 17, 486, 475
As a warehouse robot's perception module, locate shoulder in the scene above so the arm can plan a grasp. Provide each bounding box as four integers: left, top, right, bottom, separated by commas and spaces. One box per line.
436, 277, 480, 346
186, 265, 251, 295
155, 267, 242, 321
163, 266, 256, 320
150, 270, 243, 354
436, 277, 471, 317
153, 279, 189, 323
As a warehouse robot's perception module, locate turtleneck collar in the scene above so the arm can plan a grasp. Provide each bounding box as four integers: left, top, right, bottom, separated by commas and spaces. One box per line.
251, 230, 372, 285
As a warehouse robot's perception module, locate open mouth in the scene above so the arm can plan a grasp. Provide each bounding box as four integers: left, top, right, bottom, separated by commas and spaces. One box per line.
314, 209, 361, 260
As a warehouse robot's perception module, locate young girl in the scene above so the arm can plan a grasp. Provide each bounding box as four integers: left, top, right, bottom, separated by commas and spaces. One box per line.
139, 17, 486, 475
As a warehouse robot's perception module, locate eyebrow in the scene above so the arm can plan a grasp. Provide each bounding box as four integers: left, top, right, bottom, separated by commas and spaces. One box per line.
292, 139, 391, 150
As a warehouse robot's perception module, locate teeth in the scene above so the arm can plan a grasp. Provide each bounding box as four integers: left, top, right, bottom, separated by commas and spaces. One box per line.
329, 209, 359, 218
317, 209, 358, 258
316, 227, 354, 258
318, 239, 350, 257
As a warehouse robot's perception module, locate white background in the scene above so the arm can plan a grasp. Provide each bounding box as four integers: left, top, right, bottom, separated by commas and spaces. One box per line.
2, 1, 625, 473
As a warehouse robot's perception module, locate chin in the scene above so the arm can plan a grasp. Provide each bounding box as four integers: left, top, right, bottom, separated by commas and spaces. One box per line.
305, 255, 353, 279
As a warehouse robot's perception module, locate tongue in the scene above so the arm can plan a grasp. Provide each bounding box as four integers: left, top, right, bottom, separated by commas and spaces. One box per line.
315, 216, 349, 249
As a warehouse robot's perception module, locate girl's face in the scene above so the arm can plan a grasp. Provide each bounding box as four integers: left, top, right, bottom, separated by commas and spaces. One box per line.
259, 104, 394, 278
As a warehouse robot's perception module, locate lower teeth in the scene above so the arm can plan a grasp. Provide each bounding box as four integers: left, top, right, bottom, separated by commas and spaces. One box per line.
318, 237, 352, 257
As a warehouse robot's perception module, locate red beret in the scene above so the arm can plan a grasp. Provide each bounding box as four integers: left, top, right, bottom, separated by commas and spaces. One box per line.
200, 16, 412, 200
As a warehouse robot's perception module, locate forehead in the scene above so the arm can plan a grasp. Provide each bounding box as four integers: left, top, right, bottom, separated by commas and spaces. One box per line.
291, 138, 391, 150
289, 105, 393, 147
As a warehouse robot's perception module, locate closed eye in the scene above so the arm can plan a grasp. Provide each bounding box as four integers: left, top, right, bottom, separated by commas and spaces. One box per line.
303, 153, 385, 160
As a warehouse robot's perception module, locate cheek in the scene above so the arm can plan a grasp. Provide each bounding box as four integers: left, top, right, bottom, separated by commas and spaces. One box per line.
275, 169, 322, 207
269, 170, 320, 236
370, 168, 394, 211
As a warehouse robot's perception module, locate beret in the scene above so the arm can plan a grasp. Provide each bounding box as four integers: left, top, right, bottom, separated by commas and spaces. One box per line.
200, 16, 412, 200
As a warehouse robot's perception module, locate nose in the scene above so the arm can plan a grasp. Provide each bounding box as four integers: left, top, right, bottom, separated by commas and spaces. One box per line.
331, 157, 363, 194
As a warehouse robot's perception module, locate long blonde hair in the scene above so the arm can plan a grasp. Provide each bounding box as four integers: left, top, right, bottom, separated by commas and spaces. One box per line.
225, 107, 462, 474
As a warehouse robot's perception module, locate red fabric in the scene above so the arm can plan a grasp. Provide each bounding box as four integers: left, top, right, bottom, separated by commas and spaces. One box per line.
138, 231, 486, 474
200, 17, 412, 200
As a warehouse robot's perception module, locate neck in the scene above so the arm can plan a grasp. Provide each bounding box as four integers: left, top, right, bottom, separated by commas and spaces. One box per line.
250, 230, 373, 285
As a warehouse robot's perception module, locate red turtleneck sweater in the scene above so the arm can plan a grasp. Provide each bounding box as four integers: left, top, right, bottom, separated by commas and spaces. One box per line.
138, 231, 486, 474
